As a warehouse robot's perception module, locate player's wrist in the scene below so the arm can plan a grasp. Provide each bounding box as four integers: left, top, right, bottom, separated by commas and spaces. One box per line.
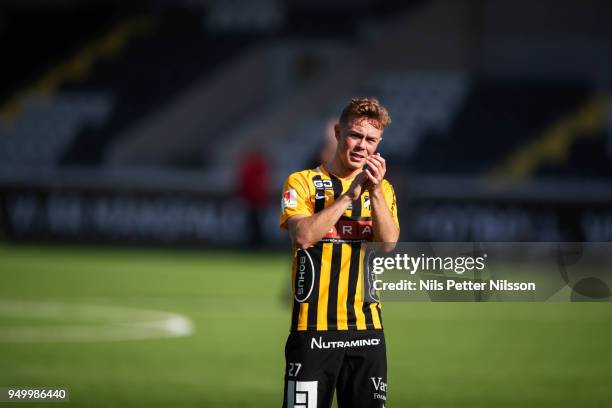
339, 193, 356, 204
368, 184, 384, 197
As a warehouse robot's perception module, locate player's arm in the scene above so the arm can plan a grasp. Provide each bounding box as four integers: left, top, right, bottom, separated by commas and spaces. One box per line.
286, 174, 368, 249
364, 154, 400, 248
287, 196, 351, 249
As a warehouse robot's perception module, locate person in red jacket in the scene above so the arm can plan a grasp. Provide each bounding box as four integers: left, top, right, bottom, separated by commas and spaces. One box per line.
237, 149, 271, 246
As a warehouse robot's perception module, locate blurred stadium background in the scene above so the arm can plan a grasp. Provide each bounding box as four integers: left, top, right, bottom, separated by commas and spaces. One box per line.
0, 0, 611, 407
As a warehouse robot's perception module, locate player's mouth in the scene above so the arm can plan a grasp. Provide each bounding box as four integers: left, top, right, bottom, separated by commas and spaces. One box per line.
349, 152, 366, 162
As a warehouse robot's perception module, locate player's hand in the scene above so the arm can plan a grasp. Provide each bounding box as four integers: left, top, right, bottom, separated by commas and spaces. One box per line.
345, 171, 368, 201
364, 153, 386, 192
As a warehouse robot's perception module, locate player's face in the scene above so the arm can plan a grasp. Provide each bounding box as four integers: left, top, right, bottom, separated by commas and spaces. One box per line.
335, 117, 383, 171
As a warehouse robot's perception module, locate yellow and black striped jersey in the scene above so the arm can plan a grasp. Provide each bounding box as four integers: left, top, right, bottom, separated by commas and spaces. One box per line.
280, 165, 399, 332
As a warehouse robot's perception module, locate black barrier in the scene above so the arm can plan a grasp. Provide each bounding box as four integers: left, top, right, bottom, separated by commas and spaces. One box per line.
0, 187, 283, 247
403, 200, 612, 242
2, 180, 612, 246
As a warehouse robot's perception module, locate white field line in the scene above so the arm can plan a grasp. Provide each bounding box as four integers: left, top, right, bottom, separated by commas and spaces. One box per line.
0, 300, 194, 342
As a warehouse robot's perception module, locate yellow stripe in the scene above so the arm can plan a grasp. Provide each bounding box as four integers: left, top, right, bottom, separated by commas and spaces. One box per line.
291, 250, 297, 294
370, 303, 382, 329
297, 303, 309, 331
316, 243, 333, 330
336, 243, 352, 330
290, 254, 297, 331
354, 245, 367, 330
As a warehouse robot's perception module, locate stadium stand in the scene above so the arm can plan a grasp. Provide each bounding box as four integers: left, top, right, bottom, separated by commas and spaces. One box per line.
104, 1, 421, 170
496, 95, 612, 180
0, 2, 140, 109
0, 93, 112, 166
61, 8, 257, 165
1, 0, 611, 244
0, 1, 418, 170
412, 79, 592, 174
368, 71, 470, 160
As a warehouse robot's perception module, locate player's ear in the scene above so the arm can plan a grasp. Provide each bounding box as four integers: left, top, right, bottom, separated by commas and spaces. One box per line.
334, 124, 341, 142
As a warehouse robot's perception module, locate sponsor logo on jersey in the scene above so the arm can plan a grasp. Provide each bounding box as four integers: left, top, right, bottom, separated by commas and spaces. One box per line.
295, 249, 315, 302
366, 249, 381, 302
324, 220, 373, 241
310, 336, 380, 349
282, 189, 297, 213
313, 179, 334, 190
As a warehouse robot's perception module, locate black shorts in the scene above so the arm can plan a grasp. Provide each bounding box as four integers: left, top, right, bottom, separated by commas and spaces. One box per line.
282, 330, 387, 408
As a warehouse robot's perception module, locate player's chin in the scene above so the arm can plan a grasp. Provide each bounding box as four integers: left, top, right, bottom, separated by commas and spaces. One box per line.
346, 160, 362, 170
347, 155, 366, 168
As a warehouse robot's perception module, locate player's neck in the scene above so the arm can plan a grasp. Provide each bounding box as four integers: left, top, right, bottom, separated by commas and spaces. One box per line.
324, 158, 361, 180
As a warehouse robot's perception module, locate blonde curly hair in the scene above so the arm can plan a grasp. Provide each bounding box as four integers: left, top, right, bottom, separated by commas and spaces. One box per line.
339, 97, 391, 130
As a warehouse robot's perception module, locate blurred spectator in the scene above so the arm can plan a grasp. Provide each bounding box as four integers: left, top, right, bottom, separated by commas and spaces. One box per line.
307, 118, 338, 169
237, 149, 271, 246
320, 118, 338, 167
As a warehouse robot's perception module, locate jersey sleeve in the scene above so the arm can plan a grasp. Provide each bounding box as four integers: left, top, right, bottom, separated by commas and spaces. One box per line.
382, 180, 400, 229
280, 172, 313, 229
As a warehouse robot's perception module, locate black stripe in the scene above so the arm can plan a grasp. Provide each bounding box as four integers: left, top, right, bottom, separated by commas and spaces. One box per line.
363, 301, 375, 330
305, 244, 322, 330
376, 303, 383, 328
327, 243, 342, 329
330, 175, 343, 199
313, 175, 325, 213
345, 242, 360, 329
351, 193, 362, 217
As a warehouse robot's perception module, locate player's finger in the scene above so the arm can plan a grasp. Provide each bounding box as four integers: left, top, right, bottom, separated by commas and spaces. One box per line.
365, 169, 377, 184
370, 154, 386, 170
366, 160, 381, 179
376, 153, 386, 169
366, 156, 383, 172
364, 169, 378, 185
371, 153, 385, 164
368, 156, 385, 170
368, 168, 382, 184
355, 171, 368, 187
370, 155, 386, 177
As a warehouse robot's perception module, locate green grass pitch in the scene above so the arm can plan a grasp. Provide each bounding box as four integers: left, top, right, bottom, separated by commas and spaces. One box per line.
0, 243, 611, 407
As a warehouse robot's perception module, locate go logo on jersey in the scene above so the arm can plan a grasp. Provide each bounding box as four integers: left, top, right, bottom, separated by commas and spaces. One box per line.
313, 179, 334, 190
